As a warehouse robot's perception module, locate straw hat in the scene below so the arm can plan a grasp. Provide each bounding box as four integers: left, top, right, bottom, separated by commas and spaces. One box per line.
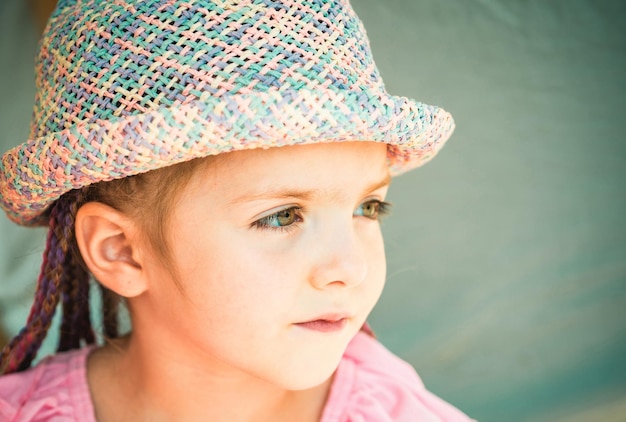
0, 0, 454, 226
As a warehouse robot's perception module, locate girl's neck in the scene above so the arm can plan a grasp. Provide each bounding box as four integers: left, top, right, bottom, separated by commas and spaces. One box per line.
87, 335, 332, 422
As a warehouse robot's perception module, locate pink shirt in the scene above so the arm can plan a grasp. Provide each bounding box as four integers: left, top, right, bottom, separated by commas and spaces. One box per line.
0, 332, 473, 421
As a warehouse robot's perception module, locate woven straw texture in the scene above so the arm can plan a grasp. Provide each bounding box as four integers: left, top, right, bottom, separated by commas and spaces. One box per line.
0, 0, 454, 226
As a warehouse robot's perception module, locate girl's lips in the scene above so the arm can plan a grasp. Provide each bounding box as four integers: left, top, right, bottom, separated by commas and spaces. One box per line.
294, 316, 349, 333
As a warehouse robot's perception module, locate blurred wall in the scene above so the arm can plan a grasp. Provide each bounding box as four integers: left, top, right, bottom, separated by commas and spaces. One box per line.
353, 1, 626, 420
0, 0, 49, 350
1, 1, 625, 421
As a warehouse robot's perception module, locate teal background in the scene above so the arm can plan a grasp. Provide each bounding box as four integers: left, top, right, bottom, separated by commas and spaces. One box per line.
1, 0, 625, 420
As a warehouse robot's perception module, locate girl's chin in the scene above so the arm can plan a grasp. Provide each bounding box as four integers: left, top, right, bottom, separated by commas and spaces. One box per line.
274, 366, 337, 392
268, 348, 346, 391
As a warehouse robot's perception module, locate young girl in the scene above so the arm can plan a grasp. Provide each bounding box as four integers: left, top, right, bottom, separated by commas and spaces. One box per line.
0, 0, 473, 420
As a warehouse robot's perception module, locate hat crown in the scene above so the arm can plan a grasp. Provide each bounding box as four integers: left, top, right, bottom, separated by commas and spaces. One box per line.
31, 0, 383, 139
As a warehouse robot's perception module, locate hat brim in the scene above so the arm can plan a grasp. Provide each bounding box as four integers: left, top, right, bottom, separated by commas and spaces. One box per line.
0, 87, 454, 226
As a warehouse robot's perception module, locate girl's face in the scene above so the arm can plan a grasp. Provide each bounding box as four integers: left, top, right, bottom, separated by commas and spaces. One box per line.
136, 141, 390, 390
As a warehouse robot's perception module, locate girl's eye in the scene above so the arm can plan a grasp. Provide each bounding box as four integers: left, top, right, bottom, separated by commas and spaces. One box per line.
354, 200, 392, 219
253, 207, 302, 230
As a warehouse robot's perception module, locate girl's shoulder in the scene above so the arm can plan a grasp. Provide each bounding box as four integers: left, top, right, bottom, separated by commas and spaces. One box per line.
321, 331, 475, 422
0, 347, 95, 422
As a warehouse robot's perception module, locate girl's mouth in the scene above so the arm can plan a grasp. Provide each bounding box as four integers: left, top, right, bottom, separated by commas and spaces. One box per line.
294, 315, 349, 333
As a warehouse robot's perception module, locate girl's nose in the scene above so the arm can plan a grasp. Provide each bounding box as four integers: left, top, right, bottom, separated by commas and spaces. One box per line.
308, 223, 369, 290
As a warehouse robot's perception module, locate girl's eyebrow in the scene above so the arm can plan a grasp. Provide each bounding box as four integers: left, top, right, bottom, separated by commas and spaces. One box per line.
228, 173, 391, 205
361, 173, 392, 197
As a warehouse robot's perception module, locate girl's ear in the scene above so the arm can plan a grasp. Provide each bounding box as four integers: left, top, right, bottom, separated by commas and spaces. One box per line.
75, 202, 148, 298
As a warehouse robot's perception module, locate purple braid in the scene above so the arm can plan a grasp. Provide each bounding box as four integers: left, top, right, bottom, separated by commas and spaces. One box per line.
58, 192, 95, 351
0, 190, 96, 374
100, 285, 120, 339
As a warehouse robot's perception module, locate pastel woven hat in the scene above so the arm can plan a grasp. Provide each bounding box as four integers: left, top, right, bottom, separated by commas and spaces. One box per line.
0, 0, 455, 226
